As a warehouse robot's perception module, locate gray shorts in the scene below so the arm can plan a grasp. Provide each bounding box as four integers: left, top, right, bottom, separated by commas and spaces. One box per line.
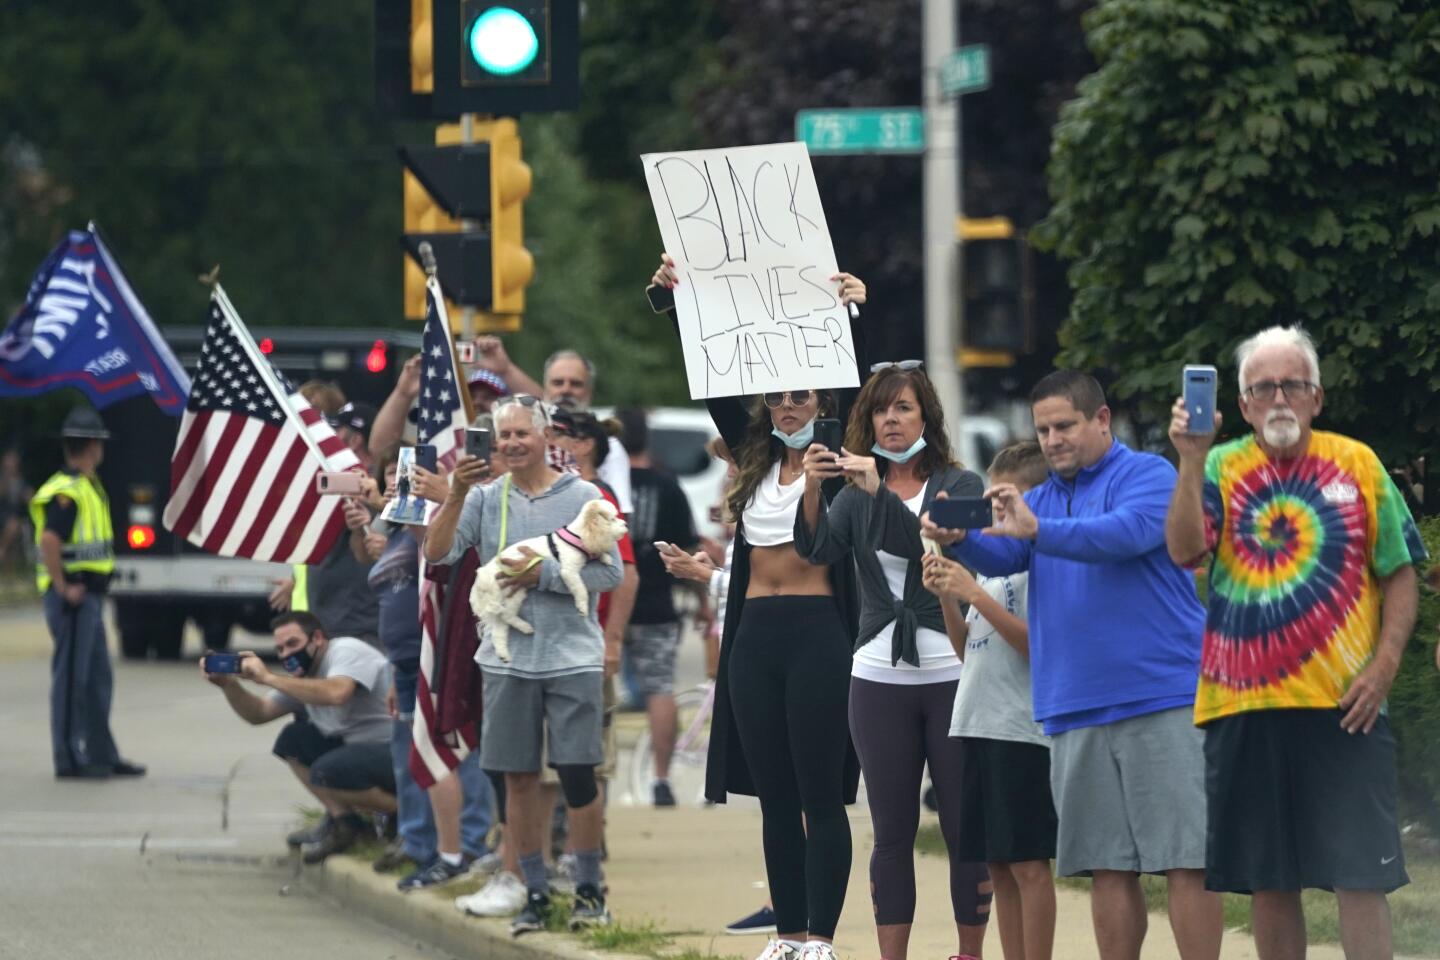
479, 670, 604, 773
1050, 705, 1207, 877
624, 621, 681, 696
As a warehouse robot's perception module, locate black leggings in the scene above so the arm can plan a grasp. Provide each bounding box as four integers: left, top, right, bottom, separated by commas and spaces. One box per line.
849, 676, 991, 926
729, 596, 853, 939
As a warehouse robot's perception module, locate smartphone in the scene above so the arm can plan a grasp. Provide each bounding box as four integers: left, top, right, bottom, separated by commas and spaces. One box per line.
1183, 365, 1218, 435
457, 342, 475, 363
465, 427, 492, 461
203, 652, 243, 674
413, 444, 437, 474
812, 417, 843, 452
653, 540, 675, 554
929, 496, 994, 529
316, 471, 364, 495
646, 283, 676, 315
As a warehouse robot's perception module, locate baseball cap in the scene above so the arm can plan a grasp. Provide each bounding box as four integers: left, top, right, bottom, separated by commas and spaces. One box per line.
467, 369, 510, 397
325, 401, 376, 440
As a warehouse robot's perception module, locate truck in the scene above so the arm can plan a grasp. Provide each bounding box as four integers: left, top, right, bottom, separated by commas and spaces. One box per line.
100, 327, 420, 659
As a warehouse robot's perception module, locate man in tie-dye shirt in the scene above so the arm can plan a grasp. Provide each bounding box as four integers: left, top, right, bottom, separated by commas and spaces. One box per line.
1165, 325, 1423, 960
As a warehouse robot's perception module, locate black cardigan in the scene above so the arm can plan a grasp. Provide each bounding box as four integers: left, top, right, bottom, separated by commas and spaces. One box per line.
663, 304, 867, 804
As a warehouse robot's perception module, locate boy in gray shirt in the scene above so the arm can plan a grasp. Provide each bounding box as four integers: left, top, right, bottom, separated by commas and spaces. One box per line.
425, 397, 622, 933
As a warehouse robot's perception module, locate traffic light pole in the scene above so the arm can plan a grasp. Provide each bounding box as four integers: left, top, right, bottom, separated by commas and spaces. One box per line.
458, 112, 477, 341
923, 0, 965, 444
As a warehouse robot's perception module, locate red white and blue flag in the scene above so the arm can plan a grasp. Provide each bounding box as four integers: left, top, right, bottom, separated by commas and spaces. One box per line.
411, 276, 478, 787
163, 287, 359, 564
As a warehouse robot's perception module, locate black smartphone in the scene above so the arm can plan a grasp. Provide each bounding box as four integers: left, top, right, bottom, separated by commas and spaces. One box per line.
465, 427, 492, 461
929, 497, 993, 529
414, 444, 437, 474
203, 652, 243, 674
812, 417, 843, 452
646, 283, 676, 315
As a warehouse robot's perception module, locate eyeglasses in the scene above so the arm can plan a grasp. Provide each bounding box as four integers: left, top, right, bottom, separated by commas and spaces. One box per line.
495, 393, 550, 421
870, 360, 924, 373
1243, 379, 1317, 402
763, 390, 814, 409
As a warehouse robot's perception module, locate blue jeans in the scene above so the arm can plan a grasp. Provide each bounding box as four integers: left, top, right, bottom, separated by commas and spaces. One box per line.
44, 590, 120, 774
391, 662, 493, 862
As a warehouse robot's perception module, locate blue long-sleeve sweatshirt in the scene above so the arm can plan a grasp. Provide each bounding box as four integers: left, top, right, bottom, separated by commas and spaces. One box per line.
950, 441, 1204, 734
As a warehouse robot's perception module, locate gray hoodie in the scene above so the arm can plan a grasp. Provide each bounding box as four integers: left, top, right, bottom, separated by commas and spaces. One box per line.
438, 471, 623, 678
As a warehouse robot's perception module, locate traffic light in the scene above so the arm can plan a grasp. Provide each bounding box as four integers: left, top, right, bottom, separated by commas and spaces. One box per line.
399, 119, 533, 327
376, 0, 579, 119
957, 217, 1033, 364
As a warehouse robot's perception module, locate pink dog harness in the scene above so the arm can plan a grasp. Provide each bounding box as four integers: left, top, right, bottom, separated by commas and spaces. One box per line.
548, 526, 601, 562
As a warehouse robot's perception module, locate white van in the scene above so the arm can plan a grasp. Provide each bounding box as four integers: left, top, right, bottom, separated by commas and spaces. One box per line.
597, 406, 1012, 539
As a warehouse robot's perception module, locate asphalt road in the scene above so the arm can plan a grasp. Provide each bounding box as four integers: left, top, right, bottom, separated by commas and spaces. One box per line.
0, 601, 458, 960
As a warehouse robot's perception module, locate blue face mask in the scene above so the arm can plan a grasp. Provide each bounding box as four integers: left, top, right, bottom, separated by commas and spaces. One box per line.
872, 436, 928, 464
771, 417, 816, 450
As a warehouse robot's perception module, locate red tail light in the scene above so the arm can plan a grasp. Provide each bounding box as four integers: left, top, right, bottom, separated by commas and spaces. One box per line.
366, 340, 388, 373
259, 337, 275, 354
127, 525, 156, 550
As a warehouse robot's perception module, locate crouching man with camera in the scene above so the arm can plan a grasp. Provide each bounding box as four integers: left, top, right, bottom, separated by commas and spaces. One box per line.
200, 610, 397, 863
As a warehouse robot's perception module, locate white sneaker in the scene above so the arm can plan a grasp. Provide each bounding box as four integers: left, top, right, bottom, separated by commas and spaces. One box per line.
797, 943, 837, 960
454, 870, 527, 917
753, 940, 802, 960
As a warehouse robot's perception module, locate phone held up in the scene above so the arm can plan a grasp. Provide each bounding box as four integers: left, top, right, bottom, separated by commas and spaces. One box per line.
812, 418, 843, 454
465, 427, 492, 462
456, 342, 475, 364
315, 471, 364, 496
413, 444, 438, 474
203, 652, 243, 674
1183, 365, 1218, 435
929, 497, 994, 530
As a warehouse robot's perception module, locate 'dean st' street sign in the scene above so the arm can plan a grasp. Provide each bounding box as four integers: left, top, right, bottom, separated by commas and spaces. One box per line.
795, 108, 925, 156
940, 44, 991, 97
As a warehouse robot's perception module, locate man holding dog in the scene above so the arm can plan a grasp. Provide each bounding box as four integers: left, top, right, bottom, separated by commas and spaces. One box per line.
425, 396, 623, 933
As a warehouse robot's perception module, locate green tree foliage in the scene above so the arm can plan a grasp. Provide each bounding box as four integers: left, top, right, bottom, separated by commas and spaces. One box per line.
1035, 0, 1440, 463
1394, 517, 1440, 833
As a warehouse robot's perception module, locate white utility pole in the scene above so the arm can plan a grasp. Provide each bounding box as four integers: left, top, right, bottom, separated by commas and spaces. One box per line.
922, 0, 964, 440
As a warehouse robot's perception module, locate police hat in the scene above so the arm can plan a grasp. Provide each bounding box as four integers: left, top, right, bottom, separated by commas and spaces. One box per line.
60, 407, 111, 440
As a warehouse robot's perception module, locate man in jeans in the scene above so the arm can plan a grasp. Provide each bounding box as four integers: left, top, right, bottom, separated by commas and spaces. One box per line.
924, 370, 1222, 960
616, 408, 698, 807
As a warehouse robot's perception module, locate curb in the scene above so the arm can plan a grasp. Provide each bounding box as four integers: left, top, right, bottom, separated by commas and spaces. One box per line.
303, 856, 649, 960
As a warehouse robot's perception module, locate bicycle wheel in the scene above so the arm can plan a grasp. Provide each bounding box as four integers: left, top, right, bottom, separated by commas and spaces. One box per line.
627, 684, 713, 806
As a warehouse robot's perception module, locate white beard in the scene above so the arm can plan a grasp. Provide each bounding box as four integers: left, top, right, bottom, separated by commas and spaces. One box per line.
1262, 412, 1301, 449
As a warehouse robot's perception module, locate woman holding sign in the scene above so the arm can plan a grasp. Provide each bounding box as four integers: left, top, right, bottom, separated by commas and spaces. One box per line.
793, 363, 990, 960
651, 255, 865, 960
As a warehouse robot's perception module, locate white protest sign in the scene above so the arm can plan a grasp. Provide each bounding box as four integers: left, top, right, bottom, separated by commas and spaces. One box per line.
641, 142, 859, 399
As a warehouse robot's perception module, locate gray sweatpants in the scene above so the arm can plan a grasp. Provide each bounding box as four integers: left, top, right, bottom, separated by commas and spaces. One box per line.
44, 590, 120, 774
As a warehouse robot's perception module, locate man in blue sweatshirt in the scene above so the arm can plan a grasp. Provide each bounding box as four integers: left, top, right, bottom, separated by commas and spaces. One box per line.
923, 371, 1221, 960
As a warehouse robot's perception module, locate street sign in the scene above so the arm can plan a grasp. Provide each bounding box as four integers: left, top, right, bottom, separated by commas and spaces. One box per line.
795, 108, 925, 156
940, 44, 991, 97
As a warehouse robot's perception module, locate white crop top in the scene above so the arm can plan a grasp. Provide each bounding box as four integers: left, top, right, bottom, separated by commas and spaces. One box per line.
741, 461, 805, 546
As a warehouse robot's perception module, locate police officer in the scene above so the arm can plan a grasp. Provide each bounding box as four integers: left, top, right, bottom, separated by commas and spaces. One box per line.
30, 406, 144, 780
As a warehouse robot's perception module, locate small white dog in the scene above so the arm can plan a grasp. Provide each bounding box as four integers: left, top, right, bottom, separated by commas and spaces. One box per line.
470, 497, 629, 662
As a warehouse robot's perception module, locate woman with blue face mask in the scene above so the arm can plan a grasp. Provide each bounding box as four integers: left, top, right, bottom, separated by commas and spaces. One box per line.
794, 363, 990, 960
647, 255, 868, 960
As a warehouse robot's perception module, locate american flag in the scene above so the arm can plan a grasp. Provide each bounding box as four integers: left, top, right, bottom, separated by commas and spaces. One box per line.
163, 288, 359, 563
410, 276, 478, 787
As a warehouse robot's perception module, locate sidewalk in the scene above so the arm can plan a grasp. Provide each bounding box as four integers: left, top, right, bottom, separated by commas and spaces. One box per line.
316, 797, 1363, 960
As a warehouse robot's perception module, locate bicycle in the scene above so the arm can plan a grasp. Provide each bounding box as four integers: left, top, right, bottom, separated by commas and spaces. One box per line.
627, 679, 715, 806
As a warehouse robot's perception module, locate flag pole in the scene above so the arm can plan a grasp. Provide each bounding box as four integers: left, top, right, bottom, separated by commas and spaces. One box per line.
212, 284, 330, 465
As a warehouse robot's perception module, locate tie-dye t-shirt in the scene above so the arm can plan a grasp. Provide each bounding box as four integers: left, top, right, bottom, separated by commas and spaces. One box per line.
1196, 431, 1425, 725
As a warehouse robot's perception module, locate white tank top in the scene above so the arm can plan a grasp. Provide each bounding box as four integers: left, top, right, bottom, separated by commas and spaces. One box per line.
741, 461, 804, 547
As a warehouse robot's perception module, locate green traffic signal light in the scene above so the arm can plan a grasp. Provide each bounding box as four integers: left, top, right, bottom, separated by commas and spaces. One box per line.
468, 7, 539, 76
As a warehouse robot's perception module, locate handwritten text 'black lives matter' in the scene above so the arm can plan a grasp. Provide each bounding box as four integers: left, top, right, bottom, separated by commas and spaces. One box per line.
648, 151, 854, 397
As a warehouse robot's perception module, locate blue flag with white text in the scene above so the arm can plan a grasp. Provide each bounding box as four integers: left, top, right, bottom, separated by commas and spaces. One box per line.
0, 227, 190, 414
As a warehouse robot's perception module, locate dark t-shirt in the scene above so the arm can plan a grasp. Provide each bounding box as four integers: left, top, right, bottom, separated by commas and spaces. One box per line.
628, 466, 698, 625
309, 534, 379, 643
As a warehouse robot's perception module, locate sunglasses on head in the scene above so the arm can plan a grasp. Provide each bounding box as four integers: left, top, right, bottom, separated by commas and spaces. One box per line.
763, 390, 815, 409
870, 360, 924, 373
495, 393, 550, 421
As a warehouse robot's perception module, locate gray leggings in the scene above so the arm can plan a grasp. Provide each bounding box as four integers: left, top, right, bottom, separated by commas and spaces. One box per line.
849, 675, 991, 926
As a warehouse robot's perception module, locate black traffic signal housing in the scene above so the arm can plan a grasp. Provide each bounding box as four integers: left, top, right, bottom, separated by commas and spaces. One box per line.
376, 0, 579, 119
959, 217, 1034, 363
400, 119, 533, 327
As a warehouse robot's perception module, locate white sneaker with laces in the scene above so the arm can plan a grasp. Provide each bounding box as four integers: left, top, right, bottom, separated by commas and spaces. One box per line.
753, 939, 802, 960
797, 942, 837, 960
454, 870, 527, 917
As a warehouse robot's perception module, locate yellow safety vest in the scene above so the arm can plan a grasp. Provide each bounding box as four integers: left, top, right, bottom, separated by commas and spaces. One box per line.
291, 563, 309, 612
30, 470, 115, 593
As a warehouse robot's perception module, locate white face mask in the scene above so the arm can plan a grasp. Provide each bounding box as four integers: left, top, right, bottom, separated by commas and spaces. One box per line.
872, 436, 927, 464
771, 416, 816, 450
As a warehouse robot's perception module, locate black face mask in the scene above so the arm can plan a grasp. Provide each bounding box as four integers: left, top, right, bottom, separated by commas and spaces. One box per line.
282, 639, 317, 677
